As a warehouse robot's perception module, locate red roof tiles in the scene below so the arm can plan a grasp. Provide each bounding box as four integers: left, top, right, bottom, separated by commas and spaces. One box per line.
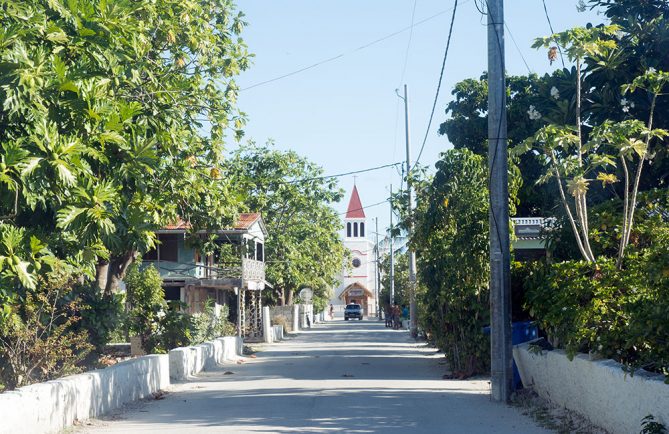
164, 213, 261, 231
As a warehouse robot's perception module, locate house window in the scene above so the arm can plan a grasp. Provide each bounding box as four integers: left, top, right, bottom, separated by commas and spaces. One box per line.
256, 242, 264, 262
159, 234, 179, 262
353, 222, 358, 237
347, 222, 352, 237
360, 222, 365, 237
143, 247, 158, 261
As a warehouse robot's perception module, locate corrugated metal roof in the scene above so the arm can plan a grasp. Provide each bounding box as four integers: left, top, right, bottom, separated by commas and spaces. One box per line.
234, 213, 261, 230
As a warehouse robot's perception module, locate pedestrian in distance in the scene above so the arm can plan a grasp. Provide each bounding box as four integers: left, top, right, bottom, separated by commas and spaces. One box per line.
385, 306, 392, 327
392, 304, 401, 330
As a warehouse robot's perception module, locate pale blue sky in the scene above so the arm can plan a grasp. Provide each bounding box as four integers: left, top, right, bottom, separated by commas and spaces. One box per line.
231, 0, 606, 233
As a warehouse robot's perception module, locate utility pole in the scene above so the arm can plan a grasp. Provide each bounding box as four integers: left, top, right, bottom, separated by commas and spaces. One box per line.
487, 0, 513, 402
398, 84, 419, 338
375, 217, 382, 319
389, 185, 395, 306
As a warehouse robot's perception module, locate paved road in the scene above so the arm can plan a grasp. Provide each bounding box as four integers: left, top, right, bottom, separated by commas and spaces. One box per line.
81, 320, 548, 433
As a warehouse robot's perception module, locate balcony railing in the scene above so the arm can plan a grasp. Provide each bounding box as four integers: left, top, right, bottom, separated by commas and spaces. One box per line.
242, 258, 265, 281
143, 258, 264, 283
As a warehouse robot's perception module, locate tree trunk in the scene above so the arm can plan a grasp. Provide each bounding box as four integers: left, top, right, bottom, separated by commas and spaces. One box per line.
95, 261, 109, 291
104, 250, 136, 296
285, 287, 294, 306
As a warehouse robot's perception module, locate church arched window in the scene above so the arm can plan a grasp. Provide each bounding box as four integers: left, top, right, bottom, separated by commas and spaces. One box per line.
353, 222, 358, 237
360, 222, 365, 237
347, 222, 352, 237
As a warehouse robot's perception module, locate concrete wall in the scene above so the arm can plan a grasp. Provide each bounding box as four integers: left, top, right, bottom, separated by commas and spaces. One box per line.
270, 305, 295, 332
0, 335, 246, 434
0, 354, 169, 434
271, 325, 284, 341
514, 342, 669, 434
169, 336, 243, 381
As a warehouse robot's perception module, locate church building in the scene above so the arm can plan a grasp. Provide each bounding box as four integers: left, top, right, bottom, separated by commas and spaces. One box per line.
330, 185, 377, 317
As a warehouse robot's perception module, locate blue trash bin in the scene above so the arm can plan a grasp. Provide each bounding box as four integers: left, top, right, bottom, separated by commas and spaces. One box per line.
483, 321, 538, 390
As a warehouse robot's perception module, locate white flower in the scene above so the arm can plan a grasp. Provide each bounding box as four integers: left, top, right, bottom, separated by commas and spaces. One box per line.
550, 86, 560, 100
527, 105, 542, 120
620, 98, 629, 106
622, 106, 630, 113
647, 67, 657, 74
157, 310, 166, 319
630, 102, 635, 108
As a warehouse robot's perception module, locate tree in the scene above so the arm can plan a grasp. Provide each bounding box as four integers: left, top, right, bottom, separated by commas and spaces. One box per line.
517, 25, 668, 266
438, 74, 567, 216
411, 149, 520, 376
225, 144, 347, 306
378, 251, 410, 311
0, 0, 251, 294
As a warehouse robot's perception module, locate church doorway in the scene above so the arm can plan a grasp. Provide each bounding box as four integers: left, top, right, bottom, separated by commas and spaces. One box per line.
339, 282, 374, 316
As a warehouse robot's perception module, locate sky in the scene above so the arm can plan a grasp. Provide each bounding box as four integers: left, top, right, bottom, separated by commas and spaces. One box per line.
230, 0, 607, 234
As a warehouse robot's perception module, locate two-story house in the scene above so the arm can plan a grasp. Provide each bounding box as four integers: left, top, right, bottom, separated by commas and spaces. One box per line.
142, 213, 269, 341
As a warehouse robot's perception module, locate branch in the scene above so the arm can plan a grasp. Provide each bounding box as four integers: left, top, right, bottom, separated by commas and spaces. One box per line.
551, 152, 591, 261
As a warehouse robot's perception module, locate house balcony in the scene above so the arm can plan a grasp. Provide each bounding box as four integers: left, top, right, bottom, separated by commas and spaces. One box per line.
143, 258, 265, 290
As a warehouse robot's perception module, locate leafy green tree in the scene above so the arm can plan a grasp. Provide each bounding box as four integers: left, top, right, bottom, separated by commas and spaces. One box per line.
225, 144, 347, 305
378, 251, 410, 312
0, 0, 250, 294
518, 26, 668, 265
411, 149, 520, 376
438, 74, 567, 216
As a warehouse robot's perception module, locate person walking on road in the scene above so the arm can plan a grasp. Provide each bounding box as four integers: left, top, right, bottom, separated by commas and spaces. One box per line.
392, 304, 401, 330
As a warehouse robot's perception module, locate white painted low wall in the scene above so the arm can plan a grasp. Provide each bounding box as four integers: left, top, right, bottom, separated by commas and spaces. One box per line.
272, 325, 284, 341
0, 354, 169, 434
514, 342, 669, 434
169, 336, 243, 381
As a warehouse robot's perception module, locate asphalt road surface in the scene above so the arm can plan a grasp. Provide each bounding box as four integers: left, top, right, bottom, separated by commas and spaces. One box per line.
80, 320, 549, 433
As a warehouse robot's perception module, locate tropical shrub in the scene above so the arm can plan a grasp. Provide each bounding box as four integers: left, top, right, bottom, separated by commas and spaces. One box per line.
0, 268, 93, 390
159, 302, 195, 351
74, 288, 125, 352
191, 299, 235, 344
124, 263, 167, 353
524, 242, 669, 379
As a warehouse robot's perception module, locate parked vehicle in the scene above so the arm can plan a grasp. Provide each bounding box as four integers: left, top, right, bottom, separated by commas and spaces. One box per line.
344, 303, 363, 320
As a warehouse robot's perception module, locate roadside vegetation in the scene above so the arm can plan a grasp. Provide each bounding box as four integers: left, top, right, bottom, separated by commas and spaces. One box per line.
396, 0, 669, 380
0, 1, 345, 392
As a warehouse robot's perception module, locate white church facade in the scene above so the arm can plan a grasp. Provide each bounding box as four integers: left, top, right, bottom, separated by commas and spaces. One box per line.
330, 185, 378, 317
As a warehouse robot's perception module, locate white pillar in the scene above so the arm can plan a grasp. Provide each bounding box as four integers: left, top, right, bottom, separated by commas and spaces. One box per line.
262, 306, 272, 343
292, 304, 300, 332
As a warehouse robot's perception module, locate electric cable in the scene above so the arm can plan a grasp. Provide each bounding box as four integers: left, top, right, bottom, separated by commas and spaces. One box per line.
505, 22, 533, 74
286, 162, 402, 184
398, 0, 418, 87
241, 1, 471, 91
541, 0, 566, 68
414, 0, 459, 167
337, 200, 390, 216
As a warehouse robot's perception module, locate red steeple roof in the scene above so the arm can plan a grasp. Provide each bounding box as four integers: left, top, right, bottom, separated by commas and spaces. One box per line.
346, 185, 366, 219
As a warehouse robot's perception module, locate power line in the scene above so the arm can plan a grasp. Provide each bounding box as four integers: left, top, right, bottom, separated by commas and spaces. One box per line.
505, 22, 532, 74
241, 1, 471, 92
414, 0, 460, 166
398, 0, 419, 87
541, 0, 566, 68
337, 199, 389, 216
287, 162, 402, 184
